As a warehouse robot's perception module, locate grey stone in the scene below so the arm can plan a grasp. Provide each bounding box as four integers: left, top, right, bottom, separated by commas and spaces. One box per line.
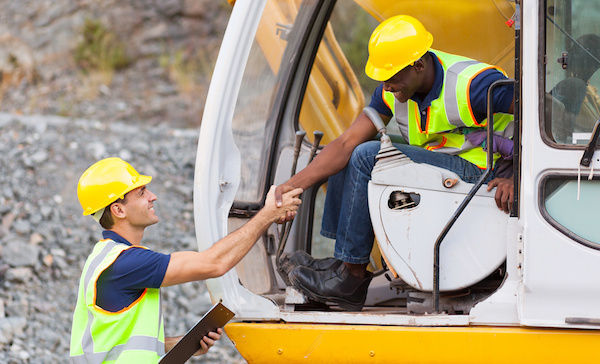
6, 268, 33, 283
2, 241, 39, 267
29, 150, 48, 164
12, 220, 31, 236
0, 317, 27, 344
29, 213, 43, 226
0, 226, 8, 240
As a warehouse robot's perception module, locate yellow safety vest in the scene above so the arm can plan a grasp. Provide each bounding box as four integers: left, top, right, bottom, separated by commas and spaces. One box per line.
383, 49, 513, 169
70, 239, 165, 363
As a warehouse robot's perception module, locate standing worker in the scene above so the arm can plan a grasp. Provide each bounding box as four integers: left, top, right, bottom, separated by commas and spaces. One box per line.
70, 157, 302, 363
276, 15, 515, 311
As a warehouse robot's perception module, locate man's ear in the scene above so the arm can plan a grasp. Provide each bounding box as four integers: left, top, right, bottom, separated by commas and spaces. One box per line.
413, 58, 426, 72
110, 203, 126, 219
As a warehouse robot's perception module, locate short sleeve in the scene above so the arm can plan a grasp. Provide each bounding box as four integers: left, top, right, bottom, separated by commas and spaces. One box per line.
368, 83, 394, 117
469, 69, 514, 117
112, 247, 171, 289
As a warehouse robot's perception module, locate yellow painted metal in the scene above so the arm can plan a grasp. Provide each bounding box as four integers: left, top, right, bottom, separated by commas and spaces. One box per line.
232, 0, 515, 146
298, 22, 364, 144
226, 322, 600, 363
247, 0, 364, 145
354, 0, 516, 77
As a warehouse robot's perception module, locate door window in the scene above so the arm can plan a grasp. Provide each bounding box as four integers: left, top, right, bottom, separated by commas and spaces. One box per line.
542, 176, 600, 247
545, 0, 600, 144
231, 1, 313, 203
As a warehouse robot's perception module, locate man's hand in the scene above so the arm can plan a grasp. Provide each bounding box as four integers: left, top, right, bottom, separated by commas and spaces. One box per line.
193, 328, 223, 356
275, 183, 297, 206
164, 328, 223, 357
487, 177, 514, 214
266, 185, 303, 223
274, 183, 301, 223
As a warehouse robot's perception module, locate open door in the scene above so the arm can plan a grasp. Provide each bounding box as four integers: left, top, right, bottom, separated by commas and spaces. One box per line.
519, 0, 600, 328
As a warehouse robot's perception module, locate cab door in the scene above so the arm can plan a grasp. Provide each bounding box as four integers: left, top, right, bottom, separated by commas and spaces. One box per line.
194, 0, 366, 317
519, 0, 600, 328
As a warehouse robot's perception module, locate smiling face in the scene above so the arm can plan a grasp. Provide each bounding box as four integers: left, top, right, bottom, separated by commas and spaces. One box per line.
118, 185, 159, 228
382, 57, 428, 103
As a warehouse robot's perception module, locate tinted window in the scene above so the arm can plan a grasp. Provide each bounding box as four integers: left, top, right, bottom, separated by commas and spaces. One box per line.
545, 1, 600, 144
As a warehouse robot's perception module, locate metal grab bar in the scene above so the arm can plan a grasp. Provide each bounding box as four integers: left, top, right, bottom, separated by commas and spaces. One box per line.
432, 78, 516, 313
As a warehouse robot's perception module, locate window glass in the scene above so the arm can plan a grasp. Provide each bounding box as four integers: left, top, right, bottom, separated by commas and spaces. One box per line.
304, 3, 378, 256
311, 185, 335, 258
231, 1, 308, 203
296, 1, 378, 145
543, 177, 600, 246
545, 1, 600, 144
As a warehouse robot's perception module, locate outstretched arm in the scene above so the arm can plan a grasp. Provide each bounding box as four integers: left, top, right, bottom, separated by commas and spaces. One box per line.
161, 186, 303, 286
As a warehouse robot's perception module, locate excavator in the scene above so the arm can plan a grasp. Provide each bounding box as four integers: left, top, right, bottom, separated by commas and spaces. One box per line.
194, 0, 600, 362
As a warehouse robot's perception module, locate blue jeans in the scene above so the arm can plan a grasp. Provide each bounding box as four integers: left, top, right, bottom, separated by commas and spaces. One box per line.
321, 141, 496, 264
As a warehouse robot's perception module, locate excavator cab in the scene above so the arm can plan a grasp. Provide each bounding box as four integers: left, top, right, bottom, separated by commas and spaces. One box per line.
194, 0, 600, 362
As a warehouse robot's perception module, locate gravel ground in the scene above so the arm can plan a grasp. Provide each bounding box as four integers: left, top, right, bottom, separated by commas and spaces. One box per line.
0, 112, 245, 363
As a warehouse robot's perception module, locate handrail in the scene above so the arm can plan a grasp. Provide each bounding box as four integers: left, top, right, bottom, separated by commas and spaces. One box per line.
432, 78, 516, 313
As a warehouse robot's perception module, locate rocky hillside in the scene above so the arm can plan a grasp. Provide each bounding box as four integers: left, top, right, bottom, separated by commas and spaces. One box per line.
0, 0, 246, 362
0, 0, 230, 128
0, 113, 244, 363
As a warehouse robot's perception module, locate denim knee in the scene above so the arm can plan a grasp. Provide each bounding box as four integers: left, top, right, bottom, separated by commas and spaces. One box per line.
348, 141, 379, 174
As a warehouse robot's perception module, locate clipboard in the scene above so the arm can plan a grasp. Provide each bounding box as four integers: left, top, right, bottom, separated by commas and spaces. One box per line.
159, 301, 235, 364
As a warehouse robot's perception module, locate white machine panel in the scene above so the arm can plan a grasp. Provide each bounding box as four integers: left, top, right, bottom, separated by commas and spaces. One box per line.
369, 161, 508, 292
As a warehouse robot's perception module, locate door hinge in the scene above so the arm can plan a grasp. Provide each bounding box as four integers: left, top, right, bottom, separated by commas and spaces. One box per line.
517, 233, 524, 276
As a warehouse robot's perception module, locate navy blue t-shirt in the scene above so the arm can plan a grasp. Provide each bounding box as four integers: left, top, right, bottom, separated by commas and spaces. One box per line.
95, 230, 171, 312
368, 51, 514, 121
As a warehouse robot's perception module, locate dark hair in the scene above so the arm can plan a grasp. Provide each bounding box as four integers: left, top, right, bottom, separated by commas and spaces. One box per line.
98, 195, 128, 229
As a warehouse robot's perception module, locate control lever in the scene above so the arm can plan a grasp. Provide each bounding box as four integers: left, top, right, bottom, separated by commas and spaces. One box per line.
308, 131, 324, 163
290, 131, 306, 179
363, 107, 393, 150
363, 107, 410, 167
276, 130, 325, 275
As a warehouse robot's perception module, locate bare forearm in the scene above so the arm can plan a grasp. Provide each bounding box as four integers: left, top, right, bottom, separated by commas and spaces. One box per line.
164, 336, 181, 352
205, 209, 274, 274
162, 187, 302, 286
286, 139, 353, 189
165, 211, 274, 282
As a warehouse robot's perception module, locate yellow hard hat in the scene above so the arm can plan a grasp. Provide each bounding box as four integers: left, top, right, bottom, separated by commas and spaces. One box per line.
365, 15, 434, 82
77, 157, 152, 216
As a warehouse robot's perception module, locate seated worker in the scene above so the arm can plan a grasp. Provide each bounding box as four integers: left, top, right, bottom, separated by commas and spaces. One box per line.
70, 157, 302, 363
274, 15, 515, 311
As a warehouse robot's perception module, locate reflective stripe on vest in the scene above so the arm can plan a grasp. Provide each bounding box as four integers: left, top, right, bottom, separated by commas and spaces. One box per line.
70, 240, 165, 363
383, 49, 513, 169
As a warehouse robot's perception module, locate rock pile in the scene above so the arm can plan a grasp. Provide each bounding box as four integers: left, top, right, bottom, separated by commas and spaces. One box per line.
0, 113, 244, 363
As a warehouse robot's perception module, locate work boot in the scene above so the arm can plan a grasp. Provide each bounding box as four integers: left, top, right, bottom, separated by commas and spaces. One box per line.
278, 251, 341, 285
288, 263, 373, 311
289, 251, 341, 271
